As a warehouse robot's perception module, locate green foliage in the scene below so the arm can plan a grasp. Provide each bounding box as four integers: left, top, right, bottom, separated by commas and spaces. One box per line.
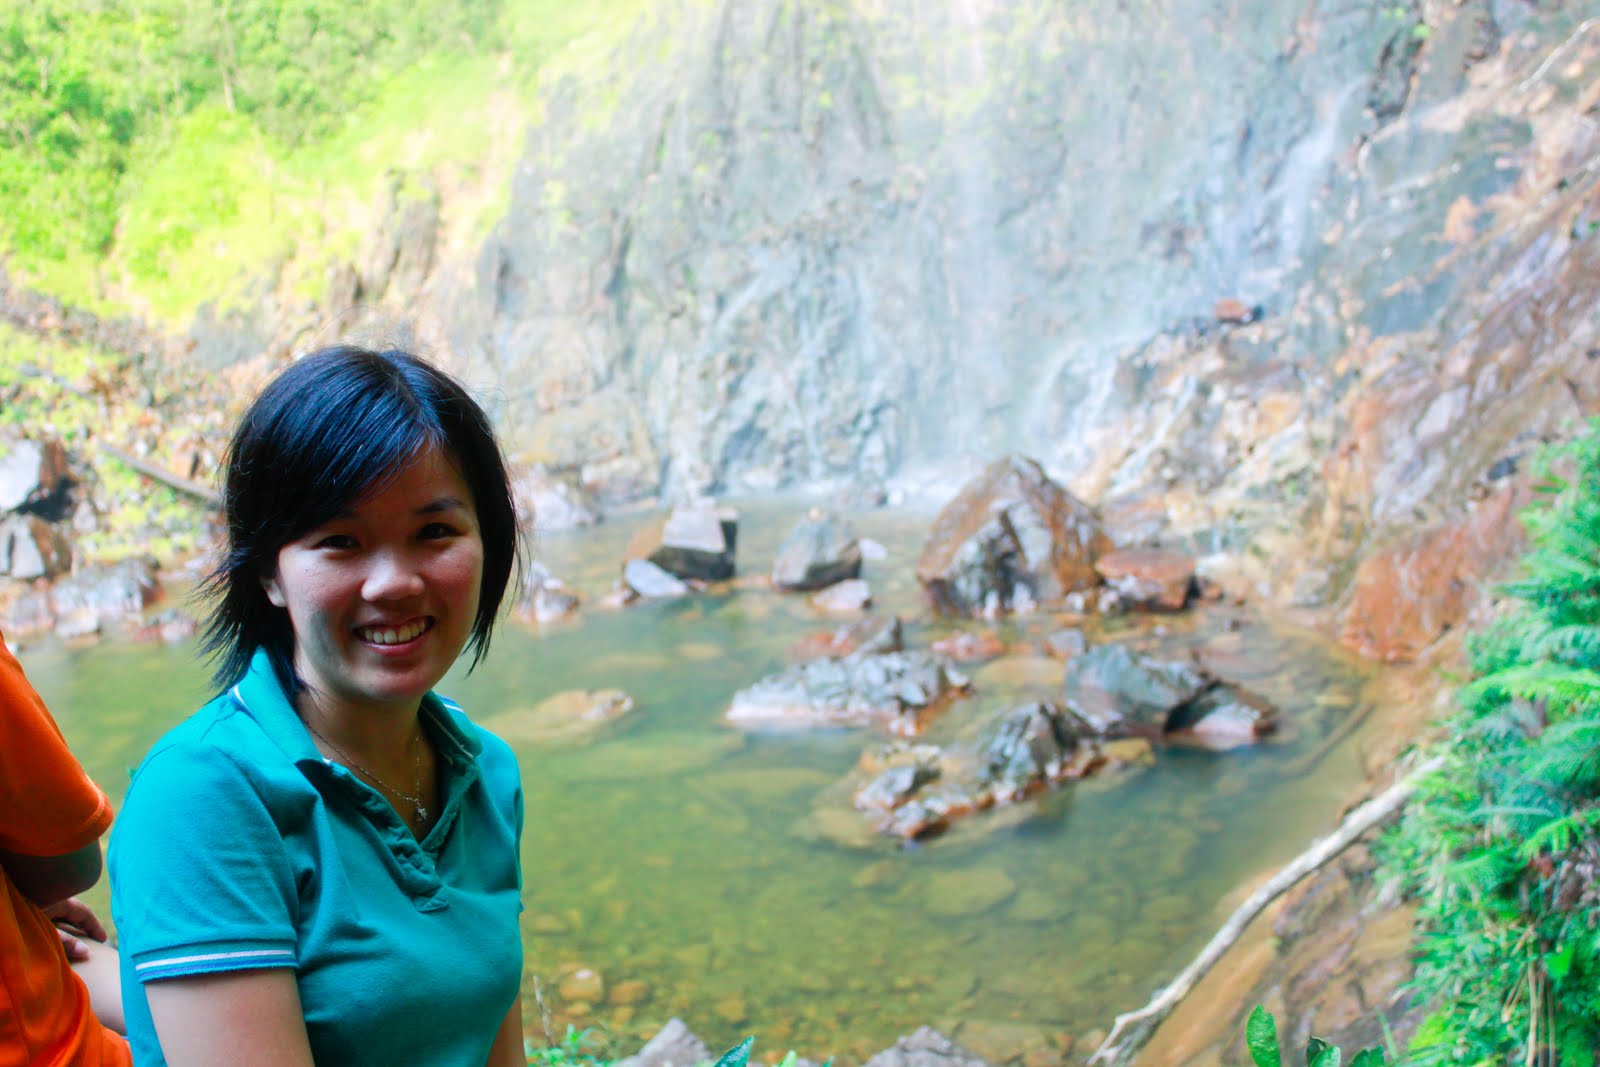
1245, 1006, 1385, 1067
527, 1025, 607, 1067
0, 0, 498, 261
1381, 421, 1600, 1062
0, 0, 652, 317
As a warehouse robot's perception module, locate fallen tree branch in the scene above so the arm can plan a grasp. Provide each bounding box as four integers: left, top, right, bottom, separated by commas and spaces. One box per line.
1087, 755, 1444, 1066
99, 443, 222, 508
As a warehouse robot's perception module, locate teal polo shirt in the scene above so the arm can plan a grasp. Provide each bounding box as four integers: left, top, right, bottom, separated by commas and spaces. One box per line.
109, 649, 524, 1066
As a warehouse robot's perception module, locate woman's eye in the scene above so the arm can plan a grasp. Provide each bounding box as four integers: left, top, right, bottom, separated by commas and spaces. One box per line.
313, 533, 359, 550
419, 522, 458, 540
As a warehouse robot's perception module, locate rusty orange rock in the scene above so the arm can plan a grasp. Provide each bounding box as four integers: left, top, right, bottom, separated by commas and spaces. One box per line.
1338, 485, 1526, 662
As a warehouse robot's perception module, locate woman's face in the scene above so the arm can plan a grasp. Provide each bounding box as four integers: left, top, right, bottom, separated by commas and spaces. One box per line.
263, 444, 484, 722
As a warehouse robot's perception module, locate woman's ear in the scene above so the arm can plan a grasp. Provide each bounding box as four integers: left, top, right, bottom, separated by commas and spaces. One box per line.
262, 570, 286, 609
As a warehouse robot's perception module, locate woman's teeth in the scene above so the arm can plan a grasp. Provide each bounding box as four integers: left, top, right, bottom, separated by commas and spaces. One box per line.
360, 619, 428, 645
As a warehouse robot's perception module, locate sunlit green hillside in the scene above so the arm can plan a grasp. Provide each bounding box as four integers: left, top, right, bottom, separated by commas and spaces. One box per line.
0, 0, 650, 323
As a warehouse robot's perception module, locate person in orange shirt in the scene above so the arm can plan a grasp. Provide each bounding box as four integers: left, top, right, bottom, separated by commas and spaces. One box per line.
1, 629, 131, 1067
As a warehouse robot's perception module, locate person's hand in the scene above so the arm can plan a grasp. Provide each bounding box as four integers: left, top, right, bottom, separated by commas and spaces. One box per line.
42, 897, 109, 962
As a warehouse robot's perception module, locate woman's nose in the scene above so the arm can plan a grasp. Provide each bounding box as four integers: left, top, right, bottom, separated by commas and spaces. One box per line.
362, 551, 426, 600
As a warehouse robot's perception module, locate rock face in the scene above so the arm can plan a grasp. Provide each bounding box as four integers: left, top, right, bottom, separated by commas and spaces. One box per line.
772, 510, 862, 590
1337, 484, 1526, 661
726, 651, 970, 735
916, 456, 1110, 617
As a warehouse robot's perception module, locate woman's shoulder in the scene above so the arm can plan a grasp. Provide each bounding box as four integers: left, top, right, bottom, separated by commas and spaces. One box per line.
129, 689, 306, 800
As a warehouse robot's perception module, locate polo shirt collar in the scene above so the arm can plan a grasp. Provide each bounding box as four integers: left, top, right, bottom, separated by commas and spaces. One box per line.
230, 648, 480, 772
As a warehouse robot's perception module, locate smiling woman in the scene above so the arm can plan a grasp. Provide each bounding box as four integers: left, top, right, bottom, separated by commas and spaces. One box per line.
107, 347, 528, 1067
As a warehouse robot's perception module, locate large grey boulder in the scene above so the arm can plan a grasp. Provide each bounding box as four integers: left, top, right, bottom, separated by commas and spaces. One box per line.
1060, 643, 1213, 735
772, 510, 862, 591
0, 435, 71, 515
0, 515, 71, 579
726, 651, 969, 735
647, 504, 738, 581
979, 702, 1103, 801
916, 456, 1109, 618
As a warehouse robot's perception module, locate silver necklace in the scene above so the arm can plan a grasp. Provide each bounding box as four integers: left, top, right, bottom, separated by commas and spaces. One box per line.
304, 718, 430, 824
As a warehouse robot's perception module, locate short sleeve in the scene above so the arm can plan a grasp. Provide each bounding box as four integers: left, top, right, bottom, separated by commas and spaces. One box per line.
0, 631, 111, 856
109, 743, 299, 983
473, 726, 524, 897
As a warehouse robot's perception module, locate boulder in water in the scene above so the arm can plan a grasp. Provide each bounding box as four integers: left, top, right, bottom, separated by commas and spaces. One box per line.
646, 503, 738, 580
1166, 687, 1277, 749
812, 577, 872, 614
726, 650, 970, 735
772, 509, 863, 590
1059, 643, 1214, 735
979, 702, 1104, 802
1093, 547, 1196, 611
916, 455, 1109, 617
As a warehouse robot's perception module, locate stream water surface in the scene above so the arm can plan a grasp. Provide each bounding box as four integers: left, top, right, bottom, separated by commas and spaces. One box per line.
22, 502, 1382, 1062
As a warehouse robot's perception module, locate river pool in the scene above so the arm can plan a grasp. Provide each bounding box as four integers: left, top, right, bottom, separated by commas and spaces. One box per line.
20, 502, 1380, 1062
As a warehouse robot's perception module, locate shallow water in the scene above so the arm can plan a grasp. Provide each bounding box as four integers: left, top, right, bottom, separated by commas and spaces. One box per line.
24, 501, 1380, 1061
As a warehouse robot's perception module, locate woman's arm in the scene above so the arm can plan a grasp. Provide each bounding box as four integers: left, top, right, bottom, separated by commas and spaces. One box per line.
485, 995, 526, 1067
146, 970, 314, 1067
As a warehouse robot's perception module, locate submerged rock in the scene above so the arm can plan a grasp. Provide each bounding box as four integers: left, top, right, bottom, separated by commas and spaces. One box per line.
916, 456, 1109, 618
772, 509, 863, 590
924, 867, 1018, 917
483, 689, 635, 745
623, 558, 691, 599
726, 651, 970, 735
790, 614, 905, 660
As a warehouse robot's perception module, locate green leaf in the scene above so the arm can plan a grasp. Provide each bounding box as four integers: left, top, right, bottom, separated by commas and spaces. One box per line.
1350, 1049, 1385, 1067
1547, 939, 1578, 982
714, 1038, 755, 1067
1304, 1037, 1335, 1066
1246, 1006, 1281, 1067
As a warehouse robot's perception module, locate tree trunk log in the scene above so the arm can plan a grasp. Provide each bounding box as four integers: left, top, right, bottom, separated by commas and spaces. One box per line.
1087, 756, 1443, 1066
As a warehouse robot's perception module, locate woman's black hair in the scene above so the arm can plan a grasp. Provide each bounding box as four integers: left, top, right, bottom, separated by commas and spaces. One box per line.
200, 345, 520, 696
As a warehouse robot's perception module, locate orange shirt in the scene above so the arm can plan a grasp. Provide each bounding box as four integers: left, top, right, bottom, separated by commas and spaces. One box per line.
0, 632, 131, 1067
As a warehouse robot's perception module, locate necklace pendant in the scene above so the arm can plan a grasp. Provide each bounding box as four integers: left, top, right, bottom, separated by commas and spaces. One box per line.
416, 803, 429, 822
